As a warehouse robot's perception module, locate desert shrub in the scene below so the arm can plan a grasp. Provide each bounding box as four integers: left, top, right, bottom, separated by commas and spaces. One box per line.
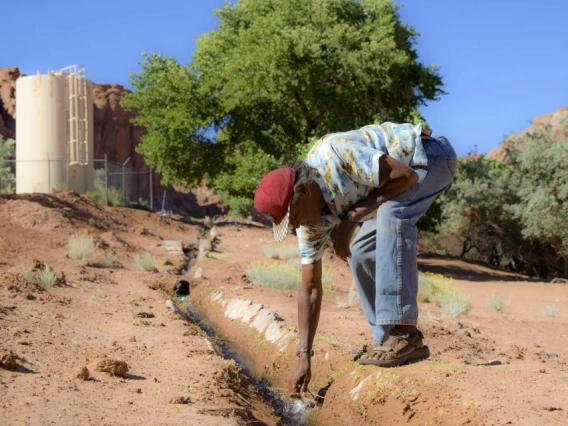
0, 135, 15, 194
20, 262, 58, 289
134, 252, 155, 272
85, 169, 125, 207
128, 198, 151, 211
418, 272, 472, 318
286, 258, 332, 287
486, 293, 511, 312
68, 234, 96, 266
246, 260, 302, 290
260, 245, 298, 260
542, 305, 558, 318
102, 249, 118, 267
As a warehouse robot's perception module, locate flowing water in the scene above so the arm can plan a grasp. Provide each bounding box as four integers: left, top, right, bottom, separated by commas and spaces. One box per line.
177, 295, 314, 425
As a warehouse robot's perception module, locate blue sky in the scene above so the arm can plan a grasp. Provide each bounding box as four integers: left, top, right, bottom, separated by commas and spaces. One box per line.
2, 0, 567, 156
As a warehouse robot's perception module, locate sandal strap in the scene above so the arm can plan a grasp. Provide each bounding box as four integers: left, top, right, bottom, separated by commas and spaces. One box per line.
369, 330, 425, 356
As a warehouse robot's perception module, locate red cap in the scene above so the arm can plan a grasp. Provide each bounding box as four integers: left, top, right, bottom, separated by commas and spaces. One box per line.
254, 167, 296, 241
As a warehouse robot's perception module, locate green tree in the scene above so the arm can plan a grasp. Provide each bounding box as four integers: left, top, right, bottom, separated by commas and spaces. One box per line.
0, 135, 15, 194
122, 0, 445, 212
507, 124, 568, 277
437, 155, 521, 264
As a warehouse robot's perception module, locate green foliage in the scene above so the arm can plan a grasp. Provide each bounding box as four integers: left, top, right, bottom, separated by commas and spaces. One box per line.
122, 0, 444, 213
418, 272, 471, 318
506, 125, 568, 264
85, 169, 125, 207
0, 135, 15, 194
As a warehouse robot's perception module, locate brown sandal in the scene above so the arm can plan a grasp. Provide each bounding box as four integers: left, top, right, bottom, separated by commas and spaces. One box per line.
358, 329, 430, 367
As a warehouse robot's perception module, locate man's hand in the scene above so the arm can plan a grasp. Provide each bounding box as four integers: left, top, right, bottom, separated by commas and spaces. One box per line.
332, 219, 358, 260
289, 354, 311, 394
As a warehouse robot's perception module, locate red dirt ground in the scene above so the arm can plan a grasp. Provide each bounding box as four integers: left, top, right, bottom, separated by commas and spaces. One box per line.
1, 192, 567, 425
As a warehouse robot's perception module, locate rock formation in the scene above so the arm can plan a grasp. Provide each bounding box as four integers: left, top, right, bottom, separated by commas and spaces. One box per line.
488, 106, 568, 162
0, 67, 20, 140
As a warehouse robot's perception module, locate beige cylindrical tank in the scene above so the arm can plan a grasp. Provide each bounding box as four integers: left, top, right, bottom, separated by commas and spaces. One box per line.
16, 73, 68, 194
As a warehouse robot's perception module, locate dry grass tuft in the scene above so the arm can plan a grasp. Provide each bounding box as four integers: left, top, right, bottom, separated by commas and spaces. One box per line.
418, 272, 472, 318
68, 234, 96, 266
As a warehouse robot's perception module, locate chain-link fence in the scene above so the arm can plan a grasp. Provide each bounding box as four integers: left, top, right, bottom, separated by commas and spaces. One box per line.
0, 155, 154, 210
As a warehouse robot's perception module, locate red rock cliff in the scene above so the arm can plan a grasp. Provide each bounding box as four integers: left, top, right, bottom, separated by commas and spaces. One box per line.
488, 106, 568, 162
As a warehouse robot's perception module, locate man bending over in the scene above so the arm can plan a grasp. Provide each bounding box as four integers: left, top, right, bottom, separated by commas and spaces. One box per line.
253, 122, 457, 393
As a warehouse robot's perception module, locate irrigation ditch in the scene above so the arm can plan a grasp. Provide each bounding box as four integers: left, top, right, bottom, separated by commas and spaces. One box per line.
161, 230, 327, 425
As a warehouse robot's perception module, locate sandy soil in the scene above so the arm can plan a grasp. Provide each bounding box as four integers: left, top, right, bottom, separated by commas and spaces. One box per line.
1, 192, 567, 425
0, 192, 274, 425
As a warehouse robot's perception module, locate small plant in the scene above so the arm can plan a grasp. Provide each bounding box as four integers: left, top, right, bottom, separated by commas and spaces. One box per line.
91, 289, 105, 301
102, 249, 118, 267
418, 272, 471, 318
185, 386, 195, 394
246, 260, 302, 290
260, 245, 298, 260
20, 263, 58, 289
542, 305, 558, 318
134, 252, 155, 272
68, 234, 96, 266
487, 293, 511, 312
127, 298, 139, 306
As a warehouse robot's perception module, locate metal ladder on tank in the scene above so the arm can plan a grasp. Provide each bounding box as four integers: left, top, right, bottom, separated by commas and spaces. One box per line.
61, 65, 89, 165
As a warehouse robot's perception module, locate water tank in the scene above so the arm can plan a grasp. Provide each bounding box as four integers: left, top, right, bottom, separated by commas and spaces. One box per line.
15, 66, 94, 195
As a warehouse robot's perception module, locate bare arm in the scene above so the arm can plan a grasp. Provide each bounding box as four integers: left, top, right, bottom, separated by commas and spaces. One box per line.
289, 259, 323, 393
333, 155, 418, 259
347, 154, 418, 222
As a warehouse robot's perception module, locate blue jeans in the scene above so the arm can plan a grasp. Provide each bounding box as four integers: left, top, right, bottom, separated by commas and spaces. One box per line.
347, 135, 457, 343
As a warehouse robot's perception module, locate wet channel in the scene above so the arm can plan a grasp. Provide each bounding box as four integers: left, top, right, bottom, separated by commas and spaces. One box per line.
176, 295, 315, 426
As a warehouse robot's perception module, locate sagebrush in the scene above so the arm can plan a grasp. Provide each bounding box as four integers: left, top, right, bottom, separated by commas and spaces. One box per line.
487, 293, 510, 312
20, 263, 58, 289
68, 234, 96, 266
418, 272, 472, 318
134, 252, 155, 272
260, 245, 298, 260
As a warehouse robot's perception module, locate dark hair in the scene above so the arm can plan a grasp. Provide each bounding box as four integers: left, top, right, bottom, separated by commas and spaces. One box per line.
291, 160, 318, 205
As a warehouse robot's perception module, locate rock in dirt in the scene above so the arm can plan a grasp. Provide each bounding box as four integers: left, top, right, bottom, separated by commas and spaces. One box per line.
463, 331, 472, 337
72, 366, 90, 380
169, 396, 190, 404
95, 357, 129, 377
193, 267, 203, 279
0, 349, 17, 371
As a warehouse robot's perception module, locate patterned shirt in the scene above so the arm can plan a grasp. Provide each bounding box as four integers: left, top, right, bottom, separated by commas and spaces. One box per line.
296, 122, 428, 264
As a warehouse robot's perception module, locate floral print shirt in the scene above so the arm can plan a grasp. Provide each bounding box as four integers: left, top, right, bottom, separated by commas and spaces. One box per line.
296, 122, 428, 264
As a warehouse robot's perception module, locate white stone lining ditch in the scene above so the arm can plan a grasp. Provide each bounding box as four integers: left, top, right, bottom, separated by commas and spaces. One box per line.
210, 290, 297, 352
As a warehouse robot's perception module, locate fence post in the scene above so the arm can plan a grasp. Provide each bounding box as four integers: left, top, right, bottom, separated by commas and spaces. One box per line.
122, 157, 131, 204
104, 154, 108, 206
149, 166, 153, 211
